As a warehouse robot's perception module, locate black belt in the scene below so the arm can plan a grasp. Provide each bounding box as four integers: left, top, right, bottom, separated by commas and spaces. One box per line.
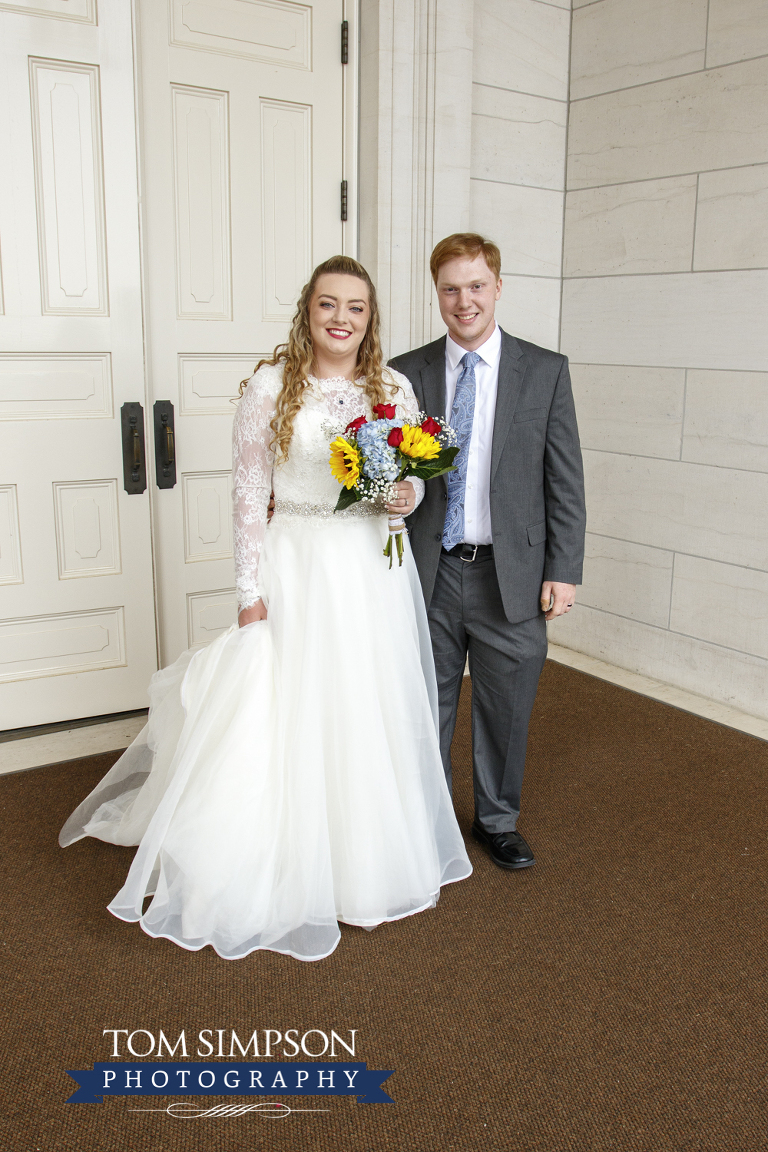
442, 543, 493, 562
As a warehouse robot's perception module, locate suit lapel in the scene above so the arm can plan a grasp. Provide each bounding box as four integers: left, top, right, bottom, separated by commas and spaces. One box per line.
415, 337, 448, 494
417, 337, 447, 422
491, 330, 528, 482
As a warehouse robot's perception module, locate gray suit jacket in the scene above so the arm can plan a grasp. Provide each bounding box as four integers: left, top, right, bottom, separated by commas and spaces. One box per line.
389, 329, 586, 624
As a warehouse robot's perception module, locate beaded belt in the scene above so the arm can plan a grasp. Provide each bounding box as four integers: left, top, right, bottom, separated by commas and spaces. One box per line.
273, 498, 383, 519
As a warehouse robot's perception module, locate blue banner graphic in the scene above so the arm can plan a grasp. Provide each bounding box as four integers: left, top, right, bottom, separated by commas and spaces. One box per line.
65, 1061, 394, 1104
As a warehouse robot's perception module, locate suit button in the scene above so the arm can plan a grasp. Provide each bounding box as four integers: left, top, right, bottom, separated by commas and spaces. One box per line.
434, 533, 441, 541
442, 492, 447, 501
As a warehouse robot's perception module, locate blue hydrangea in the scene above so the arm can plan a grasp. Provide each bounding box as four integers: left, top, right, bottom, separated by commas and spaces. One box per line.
356, 419, 400, 481
356, 419, 392, 451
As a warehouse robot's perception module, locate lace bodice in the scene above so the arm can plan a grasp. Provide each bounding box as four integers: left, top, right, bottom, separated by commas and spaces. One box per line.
232, 365, 425, 610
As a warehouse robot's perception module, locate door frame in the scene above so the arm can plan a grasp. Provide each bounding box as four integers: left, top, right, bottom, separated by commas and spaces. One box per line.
342, 0, 360, 260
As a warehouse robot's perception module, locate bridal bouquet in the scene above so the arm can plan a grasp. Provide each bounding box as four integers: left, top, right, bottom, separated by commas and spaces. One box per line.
329, 403, 458, 566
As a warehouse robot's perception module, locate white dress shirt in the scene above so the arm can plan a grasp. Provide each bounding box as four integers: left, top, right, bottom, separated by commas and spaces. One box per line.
444, 323, 501, 545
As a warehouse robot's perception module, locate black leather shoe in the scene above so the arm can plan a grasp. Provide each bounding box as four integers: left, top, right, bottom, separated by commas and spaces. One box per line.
471, 822, 536, 870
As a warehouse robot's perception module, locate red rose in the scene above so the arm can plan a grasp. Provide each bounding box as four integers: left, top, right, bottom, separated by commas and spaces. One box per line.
373, 403, 396, 420
345, 415, 367, 434
387, 427, 404, 448
421, 417, 441, 437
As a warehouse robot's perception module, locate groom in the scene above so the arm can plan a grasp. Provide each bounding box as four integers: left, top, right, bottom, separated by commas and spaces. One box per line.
389, 233, 586, 870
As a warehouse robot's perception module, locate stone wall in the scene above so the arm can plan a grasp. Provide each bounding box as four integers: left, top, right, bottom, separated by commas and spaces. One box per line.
549, 0, 768, 719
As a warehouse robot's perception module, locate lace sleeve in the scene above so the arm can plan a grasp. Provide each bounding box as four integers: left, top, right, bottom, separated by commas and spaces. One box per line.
232, 369, 277, 611
388, 368, 425, 515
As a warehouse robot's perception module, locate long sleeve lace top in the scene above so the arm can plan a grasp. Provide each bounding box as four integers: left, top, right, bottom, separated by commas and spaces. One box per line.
232, 365, 426, 611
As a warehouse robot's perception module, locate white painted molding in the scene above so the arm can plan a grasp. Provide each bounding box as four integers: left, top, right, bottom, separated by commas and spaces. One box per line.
342, 0, 361, 259
359, 0, 473, 358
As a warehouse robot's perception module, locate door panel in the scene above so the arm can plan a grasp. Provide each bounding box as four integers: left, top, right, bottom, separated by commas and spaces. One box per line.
138, 0, 348, 662
168, 0, 312, 68
171, 83, 232, 320
0, 4, 158, 727
29, 57, 109, 315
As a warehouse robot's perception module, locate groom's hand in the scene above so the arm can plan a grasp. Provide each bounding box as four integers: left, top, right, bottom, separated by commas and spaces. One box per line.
540, 581, 576, 621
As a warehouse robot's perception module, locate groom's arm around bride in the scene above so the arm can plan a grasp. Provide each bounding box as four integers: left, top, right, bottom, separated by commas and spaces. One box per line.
390, 233, 586, 872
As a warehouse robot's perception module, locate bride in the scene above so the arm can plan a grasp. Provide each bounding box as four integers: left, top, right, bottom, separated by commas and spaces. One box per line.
60, 255, 472, 962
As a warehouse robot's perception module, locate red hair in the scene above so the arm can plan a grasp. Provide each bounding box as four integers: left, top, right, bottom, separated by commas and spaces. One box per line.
430, 233, 501, 283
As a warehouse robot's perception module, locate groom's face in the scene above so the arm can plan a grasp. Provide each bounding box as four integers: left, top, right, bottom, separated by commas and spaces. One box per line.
435, 254, 502, 351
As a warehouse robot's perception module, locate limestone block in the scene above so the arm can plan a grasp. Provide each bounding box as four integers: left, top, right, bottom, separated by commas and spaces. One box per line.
473, 0, 570, 102
582, 449, 768, 569
570, 363, 685, 459
495, 274, 561, 351
472, 84, 567, 191
470, 179, 563, 277
682, 369, 768, 472
694, 164, 768, 271
707, 0, 768, 68
561, 270, 768, 371
670, 554, 768, 660
568, 57, 768, 189
571, 0, 707, 101
579, 533, 674, 627
564, 176, 697, 277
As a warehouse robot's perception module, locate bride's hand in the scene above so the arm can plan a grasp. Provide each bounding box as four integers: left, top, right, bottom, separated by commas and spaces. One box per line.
386, 480, 415, 516
238, 600, 267, 627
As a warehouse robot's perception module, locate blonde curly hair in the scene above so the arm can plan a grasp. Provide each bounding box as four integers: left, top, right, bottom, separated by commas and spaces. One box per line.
239, 256, 400, 461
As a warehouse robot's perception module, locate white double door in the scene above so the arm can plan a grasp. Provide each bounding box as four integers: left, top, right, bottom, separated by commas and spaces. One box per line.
0, 0, 350, 728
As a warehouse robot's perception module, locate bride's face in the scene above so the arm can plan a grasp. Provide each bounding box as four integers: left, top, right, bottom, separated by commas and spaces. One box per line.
308, 274, 370, 366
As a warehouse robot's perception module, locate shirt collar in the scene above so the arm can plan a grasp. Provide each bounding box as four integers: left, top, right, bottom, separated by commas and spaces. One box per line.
445, 322, 501, 371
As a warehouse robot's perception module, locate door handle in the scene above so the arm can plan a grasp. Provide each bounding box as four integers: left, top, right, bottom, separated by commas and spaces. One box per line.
153, 400, 177, 489
120, 402, 147, 494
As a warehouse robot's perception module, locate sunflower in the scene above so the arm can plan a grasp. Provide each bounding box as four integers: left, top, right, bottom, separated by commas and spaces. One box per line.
329, 436, 361, 489
397, 424, 441, 460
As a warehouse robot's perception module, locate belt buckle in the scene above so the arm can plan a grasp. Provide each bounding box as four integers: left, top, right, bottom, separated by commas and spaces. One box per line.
460, 544, 478, 563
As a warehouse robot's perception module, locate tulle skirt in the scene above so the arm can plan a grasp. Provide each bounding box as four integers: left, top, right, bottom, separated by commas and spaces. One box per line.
59, 512, 472, 961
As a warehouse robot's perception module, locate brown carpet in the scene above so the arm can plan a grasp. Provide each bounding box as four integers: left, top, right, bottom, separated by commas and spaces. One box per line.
1, 662, 766, 1152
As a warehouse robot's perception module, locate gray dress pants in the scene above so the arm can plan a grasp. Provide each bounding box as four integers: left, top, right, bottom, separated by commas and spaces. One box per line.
428, 550, 547, 833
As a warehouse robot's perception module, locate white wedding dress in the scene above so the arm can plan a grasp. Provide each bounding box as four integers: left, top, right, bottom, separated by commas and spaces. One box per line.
60, 365, 472, 961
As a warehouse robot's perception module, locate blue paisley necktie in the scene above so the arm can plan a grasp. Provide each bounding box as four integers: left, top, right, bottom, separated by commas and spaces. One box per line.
442, 350, 481, 550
